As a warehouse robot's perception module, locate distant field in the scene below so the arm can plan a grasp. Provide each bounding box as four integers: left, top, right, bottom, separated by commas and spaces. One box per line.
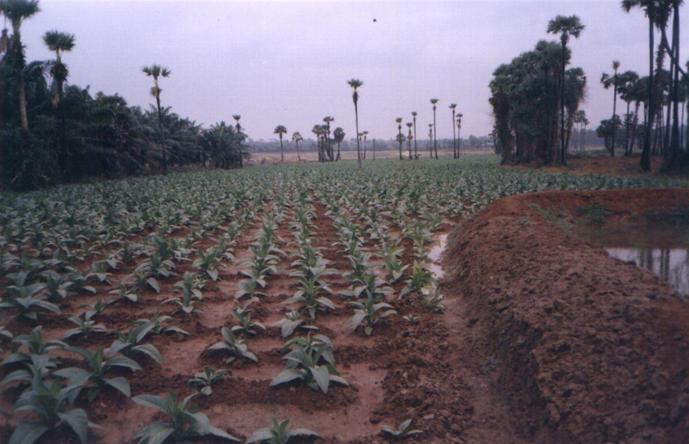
247, 148, 492, 164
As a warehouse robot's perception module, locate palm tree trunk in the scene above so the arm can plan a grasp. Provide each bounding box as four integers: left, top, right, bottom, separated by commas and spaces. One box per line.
560, 42, 567, 165
666, 4, 681, 170
279, 136, 284, 163
433, 110, 438, 159
611, 81, 618, 157
412, 118, 417, 159
640, 12, 655, 171
451, 109, 457, 159
354, 102, 361, 167
625, 101, 631, 155
156, 94, 167, 175
18, 75, 29, 132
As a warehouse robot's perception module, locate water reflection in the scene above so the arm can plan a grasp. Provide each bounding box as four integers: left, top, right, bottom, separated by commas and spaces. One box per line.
606, 248, 689, 296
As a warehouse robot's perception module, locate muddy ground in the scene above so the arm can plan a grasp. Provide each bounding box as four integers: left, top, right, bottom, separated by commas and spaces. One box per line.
445, 188, 689, 443
3, 188, 689, 443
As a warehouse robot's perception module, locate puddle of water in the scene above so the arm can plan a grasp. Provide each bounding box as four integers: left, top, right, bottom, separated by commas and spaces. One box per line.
575, 222, 689, 296
428, 233, 448, 279
607, 247, 689, 296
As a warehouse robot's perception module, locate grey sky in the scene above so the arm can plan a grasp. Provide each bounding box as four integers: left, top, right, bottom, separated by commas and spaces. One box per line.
19, 0, 689, 141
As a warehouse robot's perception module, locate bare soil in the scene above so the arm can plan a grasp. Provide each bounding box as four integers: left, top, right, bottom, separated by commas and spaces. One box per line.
444, 188, 689, 443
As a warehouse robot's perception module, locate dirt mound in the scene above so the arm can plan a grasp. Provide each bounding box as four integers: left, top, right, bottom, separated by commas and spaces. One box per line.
444, 189, 689, 443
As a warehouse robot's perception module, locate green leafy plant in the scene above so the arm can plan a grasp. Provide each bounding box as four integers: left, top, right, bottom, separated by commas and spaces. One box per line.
274, 311, 317, 338
247, 418, 320, 444
400, 262, 433, 297
206, 327, 258, 364
380, 418, 422, 440
349, 298, 397, 336
165, 272, 203, 315
133, 392, 239, 443
134, 312, 189, 337
230, 300, 266, 336
270, 334, 347, 393
9, 373, 98, 444
62, 312, 108, 340
188, 366, 229, 396
54, 346, 141, 402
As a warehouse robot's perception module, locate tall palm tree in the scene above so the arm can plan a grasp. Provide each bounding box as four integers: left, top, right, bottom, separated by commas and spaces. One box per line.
456, 113, 463, 157
232, 114, 241, 132
622, 0, 657, 171
333, 127, 345, 160
427, 123, 433, 158
292, 131, 303, 161
547, 14, 585, 165
1, 0, 40, 132
232, 114, 243, 167
143, 64, 171, 174
43, 31, 74, 107
601, 60, 621, 157
406, 122, 413, 159
395, 117, 403, 160
323, 116, 334, 161
430, 99, 439, 159
411, 111, 418, 159
274, 125, 287, 163
449, 103, 457, 158
347, 79, 363, 166
43, 30, 75, 175
362, 130, 368, 159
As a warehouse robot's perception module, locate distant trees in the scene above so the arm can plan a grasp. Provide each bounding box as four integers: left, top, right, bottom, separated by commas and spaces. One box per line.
430, 99, 439, 159
143, 64, 171, 174
449, 104, 457, 158
274, 125, 287, 162
292, 131, 303, 161
2, 0, 40, 132
333, 127, 345, 160
490, 38, 586, 165
347, 79, 363, 167
411, 111, 418, 158
601, 60, 622, 157
202, 122, 248, 169
395, 117, 403, 160
547, 14, 585, 164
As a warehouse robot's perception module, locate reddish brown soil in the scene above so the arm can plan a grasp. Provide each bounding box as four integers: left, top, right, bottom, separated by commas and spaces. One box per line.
509, 153, 682, 178
444, 188, 689, 443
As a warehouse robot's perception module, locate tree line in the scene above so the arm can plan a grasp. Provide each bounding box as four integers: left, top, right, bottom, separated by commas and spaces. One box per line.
491, 3, 689, 172
0, 0, 249, 190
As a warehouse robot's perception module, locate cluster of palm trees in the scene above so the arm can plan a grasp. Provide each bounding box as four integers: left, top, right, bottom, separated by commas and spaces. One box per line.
599, 59, 689, 160
0, 0, 249, 189
490, 15, 587, 165
621, 0, 688, 171
392, 99, 464, 161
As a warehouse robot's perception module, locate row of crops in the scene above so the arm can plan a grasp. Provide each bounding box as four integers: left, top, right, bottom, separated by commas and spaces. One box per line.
0, 156, 684, 443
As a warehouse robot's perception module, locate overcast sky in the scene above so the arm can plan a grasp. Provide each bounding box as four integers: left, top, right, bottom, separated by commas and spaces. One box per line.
18, 0, 689, 141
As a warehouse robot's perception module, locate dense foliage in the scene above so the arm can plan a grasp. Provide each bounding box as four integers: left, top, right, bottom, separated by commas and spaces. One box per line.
0, 0, 249, 190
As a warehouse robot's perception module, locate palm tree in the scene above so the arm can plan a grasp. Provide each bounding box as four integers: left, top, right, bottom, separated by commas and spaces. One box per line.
411, 111, 418, 158
1, 0, 40, 132
547, 14, 585, 165
395, 117, 403, 160
292, 131, 303, 161
333, 127, 345, 160
617, 70, 640, 155
274, 125, 287, 163
406, 122, 413, 159
232, 114, 241, 132
622, 0, 657, 171
449, 104, 457, 158
362, 130, 368, 159
347, 79, 363, 166
427, 123, 433, 158
601, 60, 621, 157
143, 64, 171, 174
430, 99, 439, 159
323, 116, 334, 161
232, 114, 243, 167
43, 30, 75, 174
456, 113, 463, 157
43, 31, 74, 107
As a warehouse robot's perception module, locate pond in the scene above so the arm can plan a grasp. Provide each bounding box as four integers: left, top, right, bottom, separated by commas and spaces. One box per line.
606, 247, 689, 296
